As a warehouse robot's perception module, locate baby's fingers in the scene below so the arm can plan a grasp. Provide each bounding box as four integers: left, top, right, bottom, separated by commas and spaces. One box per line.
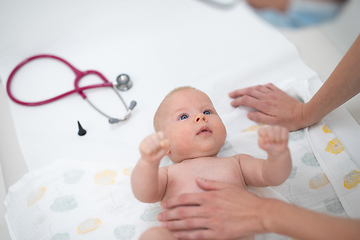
279, 127, 289, 142
140, 132, 168, 156
258, 126, 272, 142
274, 126, 289, 143
156, 132, 170, 152
258, 126, 288, 143
159, 139, 170, 149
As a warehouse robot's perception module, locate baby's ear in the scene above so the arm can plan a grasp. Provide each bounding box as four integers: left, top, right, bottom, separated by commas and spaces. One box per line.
166, 150, 170, 155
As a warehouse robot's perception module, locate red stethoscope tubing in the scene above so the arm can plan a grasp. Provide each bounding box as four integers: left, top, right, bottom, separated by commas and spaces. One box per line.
6, 54, 113, 106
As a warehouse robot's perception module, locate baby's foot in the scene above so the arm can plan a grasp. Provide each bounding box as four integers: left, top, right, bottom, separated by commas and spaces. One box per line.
258, 126, 289, 155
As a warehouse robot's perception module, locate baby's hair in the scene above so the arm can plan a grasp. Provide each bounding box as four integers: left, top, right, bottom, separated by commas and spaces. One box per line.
166, 86, 195, 97
153, 86, 196, 131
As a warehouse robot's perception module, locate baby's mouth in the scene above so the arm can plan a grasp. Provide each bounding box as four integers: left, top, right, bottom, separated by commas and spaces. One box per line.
197, 126, 212, 135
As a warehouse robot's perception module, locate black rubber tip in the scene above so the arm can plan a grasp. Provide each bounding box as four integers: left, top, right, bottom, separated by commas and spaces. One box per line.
77, 121, 87, 136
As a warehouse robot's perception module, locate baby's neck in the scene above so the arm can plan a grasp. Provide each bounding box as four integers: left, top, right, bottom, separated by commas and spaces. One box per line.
176, 154, 218, 164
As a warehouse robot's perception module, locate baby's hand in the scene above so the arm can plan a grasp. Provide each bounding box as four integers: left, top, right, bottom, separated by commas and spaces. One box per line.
258, 126, 289, 155
139, 131, 170, 164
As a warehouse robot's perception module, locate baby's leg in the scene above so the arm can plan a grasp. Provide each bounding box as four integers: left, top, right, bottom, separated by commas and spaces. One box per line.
139, 227, 177, 240
140, 227, 254, 240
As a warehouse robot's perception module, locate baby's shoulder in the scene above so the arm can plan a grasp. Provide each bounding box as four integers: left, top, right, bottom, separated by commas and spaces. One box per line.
231, 153, 253, 162
214, 155, 242, 165
216, 155, 237, 161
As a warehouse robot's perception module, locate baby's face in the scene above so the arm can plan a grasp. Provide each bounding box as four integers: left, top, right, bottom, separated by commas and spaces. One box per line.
157, 89, 226, 163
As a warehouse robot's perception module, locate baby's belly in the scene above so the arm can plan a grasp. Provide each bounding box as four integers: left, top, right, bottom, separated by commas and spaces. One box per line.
162, 158, 246, 203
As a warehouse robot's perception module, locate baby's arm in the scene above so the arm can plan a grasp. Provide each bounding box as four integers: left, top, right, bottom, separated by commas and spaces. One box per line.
237, 126, 292, 187
131, 132, 170, 203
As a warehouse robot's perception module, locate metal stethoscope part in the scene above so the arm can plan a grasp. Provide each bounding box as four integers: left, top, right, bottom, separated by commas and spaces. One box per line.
6, 54, 137, 124
93, 73, 137, 123
116, 73, 133, 91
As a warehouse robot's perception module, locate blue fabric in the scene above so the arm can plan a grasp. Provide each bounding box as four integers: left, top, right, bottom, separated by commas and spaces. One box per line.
253, 0, 343, 28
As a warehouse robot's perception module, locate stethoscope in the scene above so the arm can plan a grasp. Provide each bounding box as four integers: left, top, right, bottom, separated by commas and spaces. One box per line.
6, 54, 137, 124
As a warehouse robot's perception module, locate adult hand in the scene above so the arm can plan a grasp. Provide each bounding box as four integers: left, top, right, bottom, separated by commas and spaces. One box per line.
157, 178, 269, 239
228, 83, 308, 131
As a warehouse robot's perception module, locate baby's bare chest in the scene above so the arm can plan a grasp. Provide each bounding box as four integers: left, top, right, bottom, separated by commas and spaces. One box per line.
162, 157, 245, 202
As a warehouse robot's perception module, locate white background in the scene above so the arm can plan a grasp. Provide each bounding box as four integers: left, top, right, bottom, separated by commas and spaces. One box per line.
0, 0, 359, 239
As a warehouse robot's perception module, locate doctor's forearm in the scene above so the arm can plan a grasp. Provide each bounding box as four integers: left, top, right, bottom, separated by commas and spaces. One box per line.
264, 199, 360, 240
303, 34, 360, 126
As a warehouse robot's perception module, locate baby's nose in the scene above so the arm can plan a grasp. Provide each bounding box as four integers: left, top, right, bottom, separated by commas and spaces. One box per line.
194, 113, 208, 123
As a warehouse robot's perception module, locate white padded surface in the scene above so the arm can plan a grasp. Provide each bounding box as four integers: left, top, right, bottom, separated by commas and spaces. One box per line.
0, 0, 318, 171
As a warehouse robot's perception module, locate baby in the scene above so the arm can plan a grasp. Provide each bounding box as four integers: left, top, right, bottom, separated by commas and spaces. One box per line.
131, 86, 292, 240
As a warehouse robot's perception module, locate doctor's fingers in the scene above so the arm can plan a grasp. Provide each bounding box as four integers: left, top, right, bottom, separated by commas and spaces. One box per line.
173, 229, 218, 240
158, 205, 209, 222
229, 84, 273, 99
173, 228, 218, 240
230, 94, 277, 114
161, 191, 212, 210
248, 111, 278, 126
162, 216, 211, 232
170, 221, 245, 240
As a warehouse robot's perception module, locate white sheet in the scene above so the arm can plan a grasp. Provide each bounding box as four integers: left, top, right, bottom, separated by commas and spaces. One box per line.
5, 159, 161, 240
5, 77, 360, 240
4, 159, 291, 240
0, 0, 318, 172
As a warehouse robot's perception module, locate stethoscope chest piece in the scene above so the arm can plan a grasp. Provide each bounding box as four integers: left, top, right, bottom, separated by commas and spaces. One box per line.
116, 74, 132, 91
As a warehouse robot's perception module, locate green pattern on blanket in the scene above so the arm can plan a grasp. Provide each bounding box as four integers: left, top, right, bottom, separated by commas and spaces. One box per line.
63, 169, 84, 184
114, 225, 136, 239
50, 195, 78, 212
51, 233, 69, 240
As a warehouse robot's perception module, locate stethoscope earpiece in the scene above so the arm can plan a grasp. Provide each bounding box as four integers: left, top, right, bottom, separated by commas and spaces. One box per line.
108, 100, 137, 124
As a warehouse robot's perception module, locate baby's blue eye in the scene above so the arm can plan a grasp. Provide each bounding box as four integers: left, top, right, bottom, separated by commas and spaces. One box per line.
180, 114, 188, 120
203, 110, 211, 115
